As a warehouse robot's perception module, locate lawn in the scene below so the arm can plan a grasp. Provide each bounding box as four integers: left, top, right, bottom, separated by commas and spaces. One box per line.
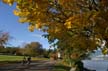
0, 55, 70, 71
53, 64, 71, 71
0, 55, 23, 61
0, 55, 48, 62
53, 61, 71, 71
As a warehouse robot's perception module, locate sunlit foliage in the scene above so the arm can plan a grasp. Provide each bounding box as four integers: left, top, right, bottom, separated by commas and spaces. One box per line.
2, 0, 108, 70
22, 42, 43, 56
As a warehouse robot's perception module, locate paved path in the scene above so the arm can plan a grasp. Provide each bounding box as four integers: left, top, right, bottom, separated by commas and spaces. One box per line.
0, 60, 56, 71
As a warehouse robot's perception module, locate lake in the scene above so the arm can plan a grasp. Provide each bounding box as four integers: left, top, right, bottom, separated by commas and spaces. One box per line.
83, 60, 108, 71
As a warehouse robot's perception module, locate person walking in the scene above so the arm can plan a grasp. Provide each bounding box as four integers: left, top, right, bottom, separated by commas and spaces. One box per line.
27, 56, 31, 65
22, 56, 26, 65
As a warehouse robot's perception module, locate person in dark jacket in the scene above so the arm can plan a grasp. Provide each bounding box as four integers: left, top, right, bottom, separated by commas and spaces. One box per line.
22, 56, 26, 65
27, 56, 31, 65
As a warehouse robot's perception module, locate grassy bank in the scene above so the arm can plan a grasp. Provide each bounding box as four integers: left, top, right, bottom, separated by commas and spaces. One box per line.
53, 60, 71, 71
53, 64, 71, 71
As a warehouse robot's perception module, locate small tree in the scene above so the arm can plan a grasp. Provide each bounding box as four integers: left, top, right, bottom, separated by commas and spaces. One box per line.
23, 42, 43, 57
0, 31, 9, 48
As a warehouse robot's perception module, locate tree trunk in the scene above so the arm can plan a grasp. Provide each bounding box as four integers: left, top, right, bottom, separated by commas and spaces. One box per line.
70, 60, 84, 71
70, 66, 77, 71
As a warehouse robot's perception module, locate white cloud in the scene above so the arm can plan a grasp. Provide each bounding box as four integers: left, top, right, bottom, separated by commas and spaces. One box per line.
31, 34, 42, 37
12, 39, 25, 43
31, 34, 44, 39
7, 39, 26, 47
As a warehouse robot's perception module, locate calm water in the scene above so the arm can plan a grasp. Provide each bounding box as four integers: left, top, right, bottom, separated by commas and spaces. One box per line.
83, 60, 108, 71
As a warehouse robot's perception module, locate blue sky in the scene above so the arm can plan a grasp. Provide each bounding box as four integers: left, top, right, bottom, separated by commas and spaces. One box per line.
0, 2, 50, 49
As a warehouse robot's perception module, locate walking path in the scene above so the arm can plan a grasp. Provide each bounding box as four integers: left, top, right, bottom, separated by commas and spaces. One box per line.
0, 60, 56, 71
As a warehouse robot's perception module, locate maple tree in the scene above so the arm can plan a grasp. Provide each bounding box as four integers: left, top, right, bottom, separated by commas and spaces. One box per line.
2, 0, 108, 71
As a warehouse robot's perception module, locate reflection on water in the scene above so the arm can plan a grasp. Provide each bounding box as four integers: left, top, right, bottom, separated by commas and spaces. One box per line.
83, 60, 108, 71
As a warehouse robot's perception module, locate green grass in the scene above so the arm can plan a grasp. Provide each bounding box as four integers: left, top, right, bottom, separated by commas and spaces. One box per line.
0, 55, 48, 62
0, 55, 48, 66
53, 64, 71, 71
0, 55, 23, 61
53, 61, 71, 71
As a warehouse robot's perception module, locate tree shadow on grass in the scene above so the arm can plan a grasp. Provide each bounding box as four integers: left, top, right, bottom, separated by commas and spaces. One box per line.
53, 64, 71, 71
0, 61, 20, 64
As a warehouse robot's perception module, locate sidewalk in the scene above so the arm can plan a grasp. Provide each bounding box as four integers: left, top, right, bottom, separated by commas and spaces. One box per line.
0, 60, 56, 71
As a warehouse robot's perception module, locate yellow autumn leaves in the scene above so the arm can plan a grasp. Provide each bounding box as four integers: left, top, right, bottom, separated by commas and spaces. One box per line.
64, 15, 80, 29
13, 10, 30, 17
64, 21, 72, 29
64, 17, 73, 29
28, 23, 42, 32
28, 25, 35, 32
102, 48, 108, 55
2, 0, 14, 6
13, 10, 30, 23
13, 10, 20, 16
28, 18, 73, 32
